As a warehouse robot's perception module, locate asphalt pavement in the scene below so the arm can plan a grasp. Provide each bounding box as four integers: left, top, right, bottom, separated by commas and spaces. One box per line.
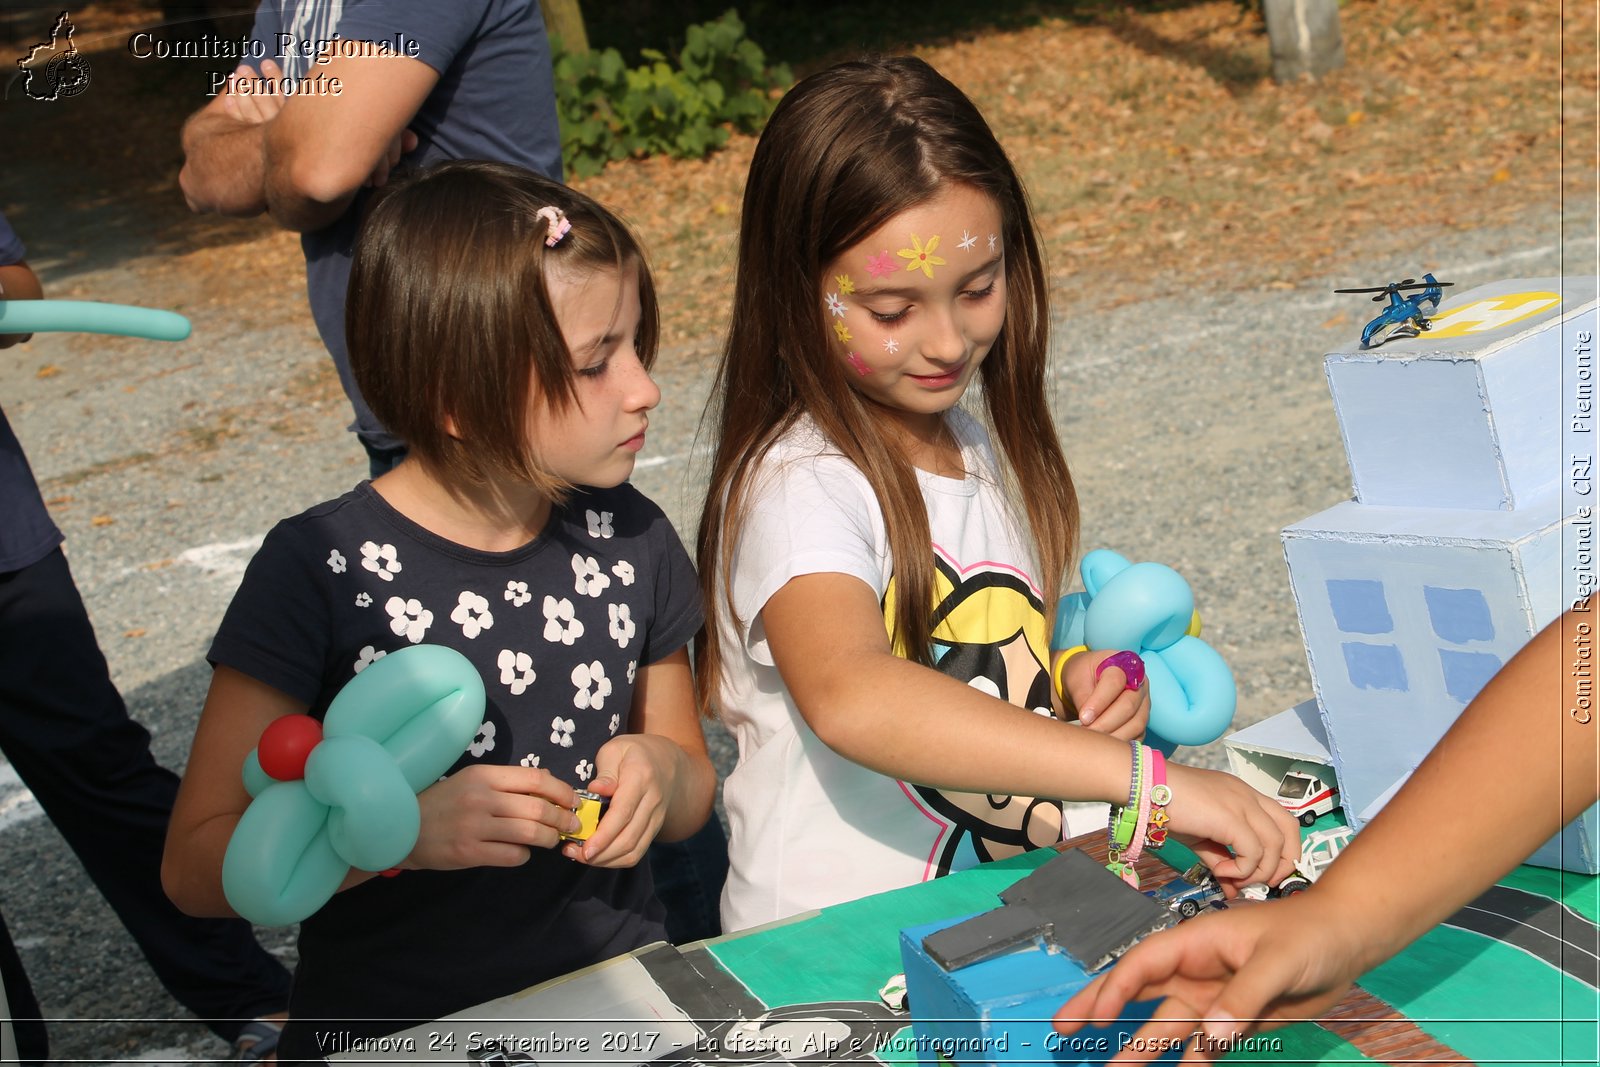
0, 204, 1593, 1063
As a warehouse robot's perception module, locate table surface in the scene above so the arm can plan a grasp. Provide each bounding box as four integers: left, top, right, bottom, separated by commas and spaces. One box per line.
334, 829, 1599, 1065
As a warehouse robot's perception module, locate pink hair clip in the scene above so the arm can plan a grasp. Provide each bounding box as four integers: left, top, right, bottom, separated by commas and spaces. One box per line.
535, 206, 571, 247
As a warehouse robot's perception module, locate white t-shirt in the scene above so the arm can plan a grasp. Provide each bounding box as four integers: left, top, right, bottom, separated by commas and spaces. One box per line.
715, 409, 1104, 932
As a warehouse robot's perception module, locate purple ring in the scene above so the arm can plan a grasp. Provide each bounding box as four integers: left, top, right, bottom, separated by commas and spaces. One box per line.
1094, 650, 1146, 692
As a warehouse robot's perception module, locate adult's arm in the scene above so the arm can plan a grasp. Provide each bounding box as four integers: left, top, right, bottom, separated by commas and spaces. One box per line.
262, 47, 438, 232
177, 62, 287, 217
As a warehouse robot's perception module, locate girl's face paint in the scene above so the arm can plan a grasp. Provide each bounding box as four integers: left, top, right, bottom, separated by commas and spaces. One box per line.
819, 184, 1006, 440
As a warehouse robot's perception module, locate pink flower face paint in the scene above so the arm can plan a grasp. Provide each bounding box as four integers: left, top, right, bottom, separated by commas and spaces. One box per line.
847, 351, 872, 376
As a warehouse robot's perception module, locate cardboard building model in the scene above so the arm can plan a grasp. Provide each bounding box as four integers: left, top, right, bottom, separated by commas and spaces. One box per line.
1230, 276, 1599, 873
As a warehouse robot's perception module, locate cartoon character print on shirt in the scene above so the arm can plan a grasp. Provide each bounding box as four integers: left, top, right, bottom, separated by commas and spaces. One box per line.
882, 551, 1062, 879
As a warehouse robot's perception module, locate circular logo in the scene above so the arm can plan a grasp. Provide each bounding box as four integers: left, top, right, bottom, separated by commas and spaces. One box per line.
44, 50, 92, 99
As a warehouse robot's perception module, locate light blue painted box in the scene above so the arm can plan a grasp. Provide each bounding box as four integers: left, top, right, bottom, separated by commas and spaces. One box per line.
1325, 277, 1591, 510
898, 914, 1173, 1065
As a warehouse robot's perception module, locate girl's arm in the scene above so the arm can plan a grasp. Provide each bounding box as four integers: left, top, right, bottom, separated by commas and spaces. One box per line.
762, 573, 1300, 888
568, 646, 717, 867
164, 666, 588, 918
1055, 607, 1597, 1063
163, 666, 309, 916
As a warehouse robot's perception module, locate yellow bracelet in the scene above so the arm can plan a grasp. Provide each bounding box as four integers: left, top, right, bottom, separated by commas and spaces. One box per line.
1052, 645, 1090, 705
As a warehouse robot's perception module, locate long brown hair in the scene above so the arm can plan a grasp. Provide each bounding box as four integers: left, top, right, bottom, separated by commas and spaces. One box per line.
696, 56, 1078, 713
347, 160, 660, 495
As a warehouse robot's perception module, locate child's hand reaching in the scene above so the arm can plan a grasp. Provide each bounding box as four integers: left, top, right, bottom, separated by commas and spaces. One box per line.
408, 765, 581, 871
1163, 763, 1301, 890
563, 734, 686, 868
1062, 649, 1150, 740
1053, 895, 1362, 1063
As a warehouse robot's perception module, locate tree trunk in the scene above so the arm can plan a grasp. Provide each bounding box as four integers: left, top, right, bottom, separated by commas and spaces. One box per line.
542, 0, 590, 54
1262, 0, 1345, 82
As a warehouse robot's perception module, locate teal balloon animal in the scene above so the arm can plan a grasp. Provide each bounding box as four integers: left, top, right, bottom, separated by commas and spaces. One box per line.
222, 645, 485, 925
1052, 549, 1236, 754
0, 299, 191, 341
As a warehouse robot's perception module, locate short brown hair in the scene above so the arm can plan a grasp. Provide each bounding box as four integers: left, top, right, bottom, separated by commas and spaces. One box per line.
347, 160, 660, 492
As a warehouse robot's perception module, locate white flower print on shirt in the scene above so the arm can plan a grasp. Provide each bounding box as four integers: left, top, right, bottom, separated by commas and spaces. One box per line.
612, 560, 635, 586
327, 549, 347, 574
520, 753, 541, 768
608, 712, 620, 736
504, 580, 532, 607
355, 592, 372, 608
572, 553, 610, 597
543, 595, 584, 644
575, 759, 593, 782
586, 510, 614, 539
385, 596, 433, 643
608, 603, 636, 648
450, 591, 494, 638
360, 541, 401, 581
497, 649, 536, 696
627, 660, 637, 684
572, 660, 612, 710
353, 645, 387, 673
469, 721, 496, 757
550, 716, 576, 748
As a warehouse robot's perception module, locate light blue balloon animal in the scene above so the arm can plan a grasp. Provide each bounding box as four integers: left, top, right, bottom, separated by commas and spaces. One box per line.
1053, 549, 1236, 754
222, 644, 484, 925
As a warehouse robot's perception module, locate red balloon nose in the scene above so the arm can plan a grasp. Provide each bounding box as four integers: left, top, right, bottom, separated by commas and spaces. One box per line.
257, 714, 324, 781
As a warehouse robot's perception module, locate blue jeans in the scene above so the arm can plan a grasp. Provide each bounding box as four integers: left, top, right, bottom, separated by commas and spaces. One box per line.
649, 817, 730, 944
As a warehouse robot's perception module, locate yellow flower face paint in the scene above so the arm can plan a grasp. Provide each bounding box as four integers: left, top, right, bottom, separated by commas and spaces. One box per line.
897, 233, 945, 278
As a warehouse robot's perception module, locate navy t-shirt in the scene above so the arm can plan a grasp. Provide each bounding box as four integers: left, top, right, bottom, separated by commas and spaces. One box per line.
209, 480, 701, 1057
244, 0, 563, 452
0, 212, 63, 574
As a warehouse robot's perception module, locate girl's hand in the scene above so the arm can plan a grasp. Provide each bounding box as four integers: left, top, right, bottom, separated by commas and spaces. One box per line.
1064, 649, 1150, 740
563, 734, 684, 868
1163, 763, 1301, 890
1053, 895, 1362, 1064
408, 764, 581, 871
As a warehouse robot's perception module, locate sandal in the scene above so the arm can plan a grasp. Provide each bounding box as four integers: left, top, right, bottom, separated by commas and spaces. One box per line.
234, 1018, 285, 1062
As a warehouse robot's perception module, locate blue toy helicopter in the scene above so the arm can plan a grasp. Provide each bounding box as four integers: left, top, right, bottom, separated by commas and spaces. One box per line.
1334, 273, 1454, 349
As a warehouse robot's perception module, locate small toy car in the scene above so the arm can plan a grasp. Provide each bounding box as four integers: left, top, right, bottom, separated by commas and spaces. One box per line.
558, 790, 608, 844
1144, 862, 1226, 919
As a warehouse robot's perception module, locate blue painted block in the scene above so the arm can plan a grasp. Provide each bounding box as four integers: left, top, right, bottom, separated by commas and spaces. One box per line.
1283, 502, 1594, 871
1325, 280, 1595, 510
1341, 641, 1409, 691
1437, 648, 1503, 703
899, 914, 1174, 1065
1423, 586, 1497, 643
1327, 578, 1394, 634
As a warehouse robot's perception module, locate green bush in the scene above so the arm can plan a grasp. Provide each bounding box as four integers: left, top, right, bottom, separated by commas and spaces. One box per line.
553, 10, 792, 178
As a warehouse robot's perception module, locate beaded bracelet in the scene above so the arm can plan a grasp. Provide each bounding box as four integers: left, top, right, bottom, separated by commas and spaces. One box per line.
1145, 748, 1172, 850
